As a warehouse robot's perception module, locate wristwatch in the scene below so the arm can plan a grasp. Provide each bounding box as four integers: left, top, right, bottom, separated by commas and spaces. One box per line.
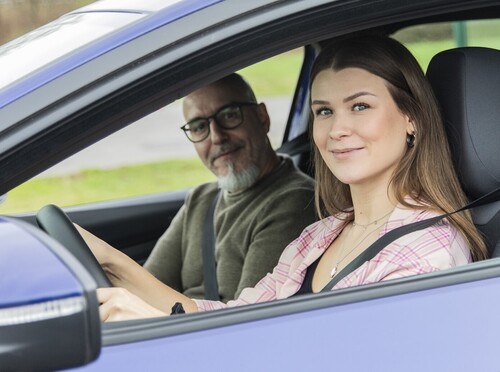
170, 302, 185, 315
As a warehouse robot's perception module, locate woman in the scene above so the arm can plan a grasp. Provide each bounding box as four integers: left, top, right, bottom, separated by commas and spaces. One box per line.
81, 34, 487, 321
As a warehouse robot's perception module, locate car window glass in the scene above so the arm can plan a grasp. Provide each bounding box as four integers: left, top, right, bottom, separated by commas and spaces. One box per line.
0, 0, 95, 45
0, 48, 303, 214
0, 12, 143, 88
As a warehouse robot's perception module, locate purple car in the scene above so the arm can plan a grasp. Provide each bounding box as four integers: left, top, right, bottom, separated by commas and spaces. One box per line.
1, 0, 500, 370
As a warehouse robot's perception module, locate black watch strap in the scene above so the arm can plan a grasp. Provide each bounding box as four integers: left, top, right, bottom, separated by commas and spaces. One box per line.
170, 302, 185, 315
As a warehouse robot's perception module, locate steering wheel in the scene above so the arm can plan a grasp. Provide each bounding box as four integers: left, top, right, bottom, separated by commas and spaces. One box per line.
36, 204, 112, 288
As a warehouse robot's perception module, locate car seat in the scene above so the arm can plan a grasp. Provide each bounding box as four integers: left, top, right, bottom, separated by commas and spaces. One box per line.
426, 47, 500, 257
277, 132, 314, 177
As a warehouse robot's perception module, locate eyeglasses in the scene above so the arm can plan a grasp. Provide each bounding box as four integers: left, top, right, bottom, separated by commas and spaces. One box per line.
180, 102, 257, 143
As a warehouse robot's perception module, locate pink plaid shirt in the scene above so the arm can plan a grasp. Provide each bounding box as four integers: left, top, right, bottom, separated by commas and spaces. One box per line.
194, 205, 472, 311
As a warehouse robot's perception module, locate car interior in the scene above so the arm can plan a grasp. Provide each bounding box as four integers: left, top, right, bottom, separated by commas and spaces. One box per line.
95, 32, 500, 347
34, 31, 500, 283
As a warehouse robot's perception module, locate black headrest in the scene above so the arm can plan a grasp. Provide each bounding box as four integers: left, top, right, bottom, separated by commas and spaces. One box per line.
426, 47, 500, 199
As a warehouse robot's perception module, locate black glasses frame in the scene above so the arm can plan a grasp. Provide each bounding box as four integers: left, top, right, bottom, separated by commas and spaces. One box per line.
180, 102, 257, 143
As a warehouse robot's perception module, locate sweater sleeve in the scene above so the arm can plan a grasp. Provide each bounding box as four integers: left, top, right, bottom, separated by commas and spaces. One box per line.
143, 204, 186, 292
233, 186, 316, 298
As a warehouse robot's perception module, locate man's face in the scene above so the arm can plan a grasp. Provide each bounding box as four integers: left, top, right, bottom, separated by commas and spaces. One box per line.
182, 83, 271, 182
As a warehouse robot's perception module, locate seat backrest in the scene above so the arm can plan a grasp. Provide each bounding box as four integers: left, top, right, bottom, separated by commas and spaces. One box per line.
276, 132, 314, 177
426, 47, 500, 257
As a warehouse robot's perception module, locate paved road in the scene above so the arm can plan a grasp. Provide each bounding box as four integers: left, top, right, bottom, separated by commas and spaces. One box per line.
40, 97, 291, 177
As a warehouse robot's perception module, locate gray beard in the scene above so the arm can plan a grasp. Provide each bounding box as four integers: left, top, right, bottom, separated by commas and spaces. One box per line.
217, 161, 260, 193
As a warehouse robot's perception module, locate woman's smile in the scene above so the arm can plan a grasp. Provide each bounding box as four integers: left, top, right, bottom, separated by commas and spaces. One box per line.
331, 147, 364, 160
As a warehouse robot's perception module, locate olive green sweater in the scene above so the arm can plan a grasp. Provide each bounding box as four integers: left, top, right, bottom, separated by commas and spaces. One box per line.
144, 156, 316, 302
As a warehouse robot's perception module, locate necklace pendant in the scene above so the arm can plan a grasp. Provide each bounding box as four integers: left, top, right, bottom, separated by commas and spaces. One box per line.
330, 266, 338, 278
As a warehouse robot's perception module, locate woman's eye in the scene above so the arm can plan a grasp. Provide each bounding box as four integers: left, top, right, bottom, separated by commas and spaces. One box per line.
314, 107, 333, 116
353, 103, 369, 112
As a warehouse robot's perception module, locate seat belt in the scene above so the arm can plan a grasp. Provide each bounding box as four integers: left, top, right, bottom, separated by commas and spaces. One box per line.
322, 186, 500, 292
202, 189, 222, 300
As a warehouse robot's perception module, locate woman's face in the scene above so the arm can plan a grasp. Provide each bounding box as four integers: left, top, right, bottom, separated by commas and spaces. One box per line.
311, 67, 413, 189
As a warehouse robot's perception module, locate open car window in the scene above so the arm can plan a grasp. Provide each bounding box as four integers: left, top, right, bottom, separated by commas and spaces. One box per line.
94, 16, 500, 327
0, 48, 303, 214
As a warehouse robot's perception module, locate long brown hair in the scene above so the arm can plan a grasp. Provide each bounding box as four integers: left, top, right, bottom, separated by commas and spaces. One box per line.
310, 34, 488, 261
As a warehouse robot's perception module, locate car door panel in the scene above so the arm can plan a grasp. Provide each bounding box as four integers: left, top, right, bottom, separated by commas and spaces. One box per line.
86, 261, 500, 371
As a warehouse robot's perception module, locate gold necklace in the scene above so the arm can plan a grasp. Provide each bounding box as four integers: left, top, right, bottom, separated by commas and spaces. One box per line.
352, 208, 394, 230
330, 211, 393, 278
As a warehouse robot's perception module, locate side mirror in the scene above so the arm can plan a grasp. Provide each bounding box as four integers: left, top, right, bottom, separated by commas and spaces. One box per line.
0, 217, 101, 371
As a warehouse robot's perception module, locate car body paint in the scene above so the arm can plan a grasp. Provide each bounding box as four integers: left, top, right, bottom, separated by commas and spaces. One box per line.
0, 218, 82, 307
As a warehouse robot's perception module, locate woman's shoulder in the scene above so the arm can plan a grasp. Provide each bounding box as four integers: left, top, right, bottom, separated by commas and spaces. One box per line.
388, 198, 451, 227
300, 214, 347, 235
384, 204, 450, 247
384, 204, 471, 263
282, 215, 346, 256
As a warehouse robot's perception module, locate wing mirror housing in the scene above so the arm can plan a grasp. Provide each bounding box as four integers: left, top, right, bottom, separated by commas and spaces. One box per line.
0, 217, 101, 371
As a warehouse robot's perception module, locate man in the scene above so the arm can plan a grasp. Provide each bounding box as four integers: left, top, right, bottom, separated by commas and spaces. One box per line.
143, 73, 316, 302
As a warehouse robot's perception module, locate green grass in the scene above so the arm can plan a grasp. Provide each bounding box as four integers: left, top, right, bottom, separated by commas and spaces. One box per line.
0, 159, 215, 214
238, 49, 303, 98
405, 40, 456, 70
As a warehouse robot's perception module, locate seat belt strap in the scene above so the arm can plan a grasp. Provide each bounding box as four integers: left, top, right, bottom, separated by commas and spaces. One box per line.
202, 189, 222, 300
321, 186, 500, 292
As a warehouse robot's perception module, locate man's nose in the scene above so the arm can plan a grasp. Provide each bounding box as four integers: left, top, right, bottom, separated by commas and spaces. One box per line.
209, 119, 229, 144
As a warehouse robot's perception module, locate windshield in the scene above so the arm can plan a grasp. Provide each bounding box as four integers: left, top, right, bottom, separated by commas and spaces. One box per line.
0, 12, 143, 88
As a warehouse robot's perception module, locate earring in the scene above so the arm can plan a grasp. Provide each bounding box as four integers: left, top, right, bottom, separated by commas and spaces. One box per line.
406, 132, 416, 148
